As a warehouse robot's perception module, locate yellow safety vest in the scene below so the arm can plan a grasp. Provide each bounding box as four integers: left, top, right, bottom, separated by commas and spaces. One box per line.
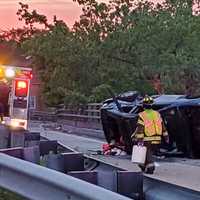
139, 110, 162, 143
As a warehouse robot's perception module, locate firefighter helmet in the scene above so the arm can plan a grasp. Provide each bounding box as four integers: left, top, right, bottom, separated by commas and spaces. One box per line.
142, 95, 154, 105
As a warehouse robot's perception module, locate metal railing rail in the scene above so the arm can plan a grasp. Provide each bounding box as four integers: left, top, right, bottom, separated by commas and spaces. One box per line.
30, 103, 102, 123
0, 153, 132, 200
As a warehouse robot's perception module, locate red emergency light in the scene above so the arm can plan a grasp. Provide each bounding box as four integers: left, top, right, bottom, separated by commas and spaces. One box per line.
18, 70, 33, 79
15, 80, 28, 97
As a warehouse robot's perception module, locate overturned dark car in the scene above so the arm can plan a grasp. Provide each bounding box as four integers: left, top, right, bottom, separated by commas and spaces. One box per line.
100, 91, 200, 158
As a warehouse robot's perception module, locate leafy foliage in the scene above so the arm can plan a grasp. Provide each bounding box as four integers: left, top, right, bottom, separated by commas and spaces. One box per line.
2, 0, 200, 104
64, 91, 87, 106
89, 84, 113, 102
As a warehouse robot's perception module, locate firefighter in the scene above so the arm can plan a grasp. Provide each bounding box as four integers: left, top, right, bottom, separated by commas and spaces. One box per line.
132, 95, 169, 174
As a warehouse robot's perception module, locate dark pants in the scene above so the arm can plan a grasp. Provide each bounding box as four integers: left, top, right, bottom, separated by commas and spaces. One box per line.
139, 144, 158, 174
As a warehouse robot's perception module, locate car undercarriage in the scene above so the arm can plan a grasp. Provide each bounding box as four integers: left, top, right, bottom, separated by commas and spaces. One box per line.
101, 91, 200, 158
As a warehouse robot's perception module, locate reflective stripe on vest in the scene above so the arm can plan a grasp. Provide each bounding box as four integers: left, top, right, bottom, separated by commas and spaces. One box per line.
139, 110, 162, 137
143, 136, 161, 142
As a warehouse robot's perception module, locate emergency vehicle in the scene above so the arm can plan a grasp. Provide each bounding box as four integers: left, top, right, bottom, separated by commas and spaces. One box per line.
0, 65, 32, 130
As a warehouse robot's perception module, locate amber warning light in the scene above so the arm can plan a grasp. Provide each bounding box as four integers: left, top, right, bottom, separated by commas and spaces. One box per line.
15, 80, 28, 97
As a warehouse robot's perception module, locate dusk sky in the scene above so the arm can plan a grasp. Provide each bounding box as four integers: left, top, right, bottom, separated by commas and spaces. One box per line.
0, 0, 110, 30
0, 0, 161, 30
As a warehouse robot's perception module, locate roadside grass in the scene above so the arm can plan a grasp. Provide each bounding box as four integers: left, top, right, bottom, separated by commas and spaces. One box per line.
0, 188, 26, 200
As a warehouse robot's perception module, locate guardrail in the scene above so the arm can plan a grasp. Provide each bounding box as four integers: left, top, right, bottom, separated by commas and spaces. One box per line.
0, 153, 132, 200
30, 103, 102, 123
29, 110, 57, 121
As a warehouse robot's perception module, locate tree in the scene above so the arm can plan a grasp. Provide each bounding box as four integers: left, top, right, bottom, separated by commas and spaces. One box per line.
13, 0, 200, 105
96, 0, 200, 95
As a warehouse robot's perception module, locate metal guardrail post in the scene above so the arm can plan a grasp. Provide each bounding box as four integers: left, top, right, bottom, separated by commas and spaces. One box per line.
0, 153, 132, 200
